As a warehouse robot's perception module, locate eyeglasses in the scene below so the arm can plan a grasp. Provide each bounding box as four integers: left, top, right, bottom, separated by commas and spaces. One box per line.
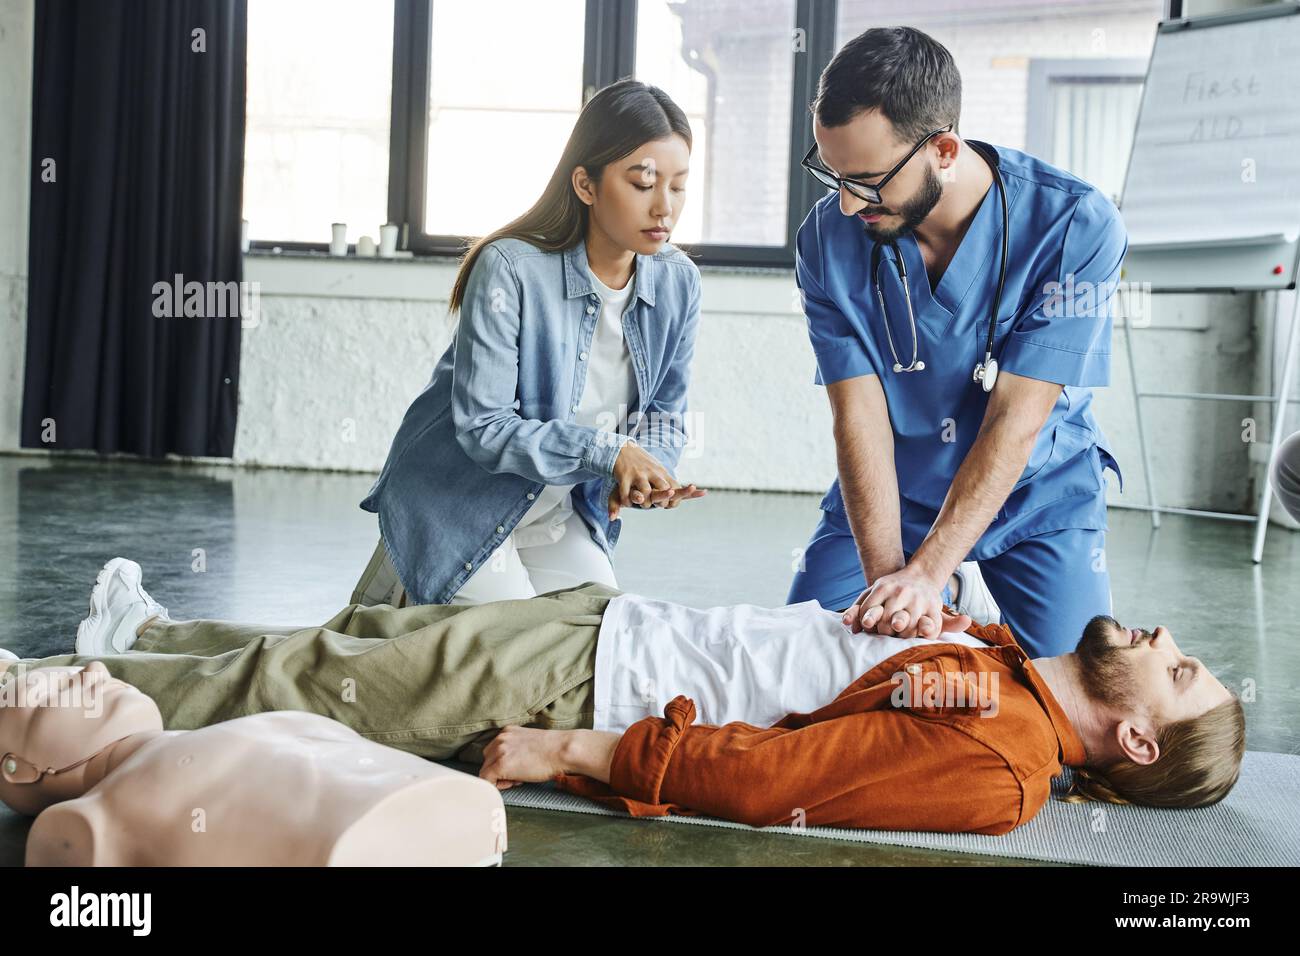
801, 122, 954, 204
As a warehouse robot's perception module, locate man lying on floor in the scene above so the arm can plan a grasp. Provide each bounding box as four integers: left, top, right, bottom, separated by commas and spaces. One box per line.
0, 558, 1243, 836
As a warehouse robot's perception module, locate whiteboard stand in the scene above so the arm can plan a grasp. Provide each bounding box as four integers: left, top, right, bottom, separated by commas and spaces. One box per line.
1113, 2, 1300, 564
1254, 293, 1300, 562
1120, 278, 1300, 564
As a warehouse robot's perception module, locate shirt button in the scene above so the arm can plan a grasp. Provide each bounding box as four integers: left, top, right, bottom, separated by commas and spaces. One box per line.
496, 525, 505, 533
586, 305, 596, 314
526, 493, 535, 500
463, 561, 473, 571
571, 404, 578, 412
579, 351, 588, 360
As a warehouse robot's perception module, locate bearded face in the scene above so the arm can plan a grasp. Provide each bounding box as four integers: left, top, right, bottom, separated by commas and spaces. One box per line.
1074, 615, 1151, 712
859, 162, 945, 243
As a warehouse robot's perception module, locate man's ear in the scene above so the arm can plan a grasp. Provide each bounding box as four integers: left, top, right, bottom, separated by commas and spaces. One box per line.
934, 132, 961, 168
1114, 719, 1160, 766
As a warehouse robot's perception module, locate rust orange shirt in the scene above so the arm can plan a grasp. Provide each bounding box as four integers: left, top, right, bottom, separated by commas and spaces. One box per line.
553, 620, 1086, 835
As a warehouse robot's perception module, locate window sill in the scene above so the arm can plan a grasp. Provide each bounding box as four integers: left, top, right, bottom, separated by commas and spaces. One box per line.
245, 248, 430, 264
243, 248, 796, 311
244, 245, 793, 274
243, 249, 460, 302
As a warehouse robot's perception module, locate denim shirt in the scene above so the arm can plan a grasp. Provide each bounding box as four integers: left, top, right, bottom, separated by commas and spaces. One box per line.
361, 237, 702, 605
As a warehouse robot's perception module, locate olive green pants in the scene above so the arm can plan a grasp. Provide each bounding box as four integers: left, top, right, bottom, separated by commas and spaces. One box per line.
13, 582, 621, 763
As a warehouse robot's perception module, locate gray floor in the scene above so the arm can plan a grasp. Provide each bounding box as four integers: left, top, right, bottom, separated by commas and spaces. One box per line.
1, 454, 1297, 866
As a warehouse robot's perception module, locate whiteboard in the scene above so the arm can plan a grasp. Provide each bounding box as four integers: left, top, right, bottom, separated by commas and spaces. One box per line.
1119, 3, 1300, 291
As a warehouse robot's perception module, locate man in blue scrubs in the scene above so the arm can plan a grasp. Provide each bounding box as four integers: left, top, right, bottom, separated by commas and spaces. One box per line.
788, 26, 1126, 658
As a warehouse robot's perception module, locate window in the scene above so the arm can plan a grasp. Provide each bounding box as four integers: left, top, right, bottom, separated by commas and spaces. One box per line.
243, 0, 395, 245
423, 0, 587, 237
1026, 62, 1147, 203
633, 0, 798, 247
243, 0, 1170, 264
247, 0, 829, 264
397, 0, 828, 264
836, 0, 1163, 168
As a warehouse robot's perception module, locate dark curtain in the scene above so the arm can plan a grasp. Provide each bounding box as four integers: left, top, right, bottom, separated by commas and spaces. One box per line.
22, 0, 247, 458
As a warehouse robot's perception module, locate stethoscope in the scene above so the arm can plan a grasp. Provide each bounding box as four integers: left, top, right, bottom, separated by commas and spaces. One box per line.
868, 140, 1009, 393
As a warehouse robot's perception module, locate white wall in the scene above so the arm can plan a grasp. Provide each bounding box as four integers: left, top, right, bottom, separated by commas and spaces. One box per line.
235, 256, 837, 497
0, 0, 32, 455
0, 0, 1295, 525
234, 254, 1286, 520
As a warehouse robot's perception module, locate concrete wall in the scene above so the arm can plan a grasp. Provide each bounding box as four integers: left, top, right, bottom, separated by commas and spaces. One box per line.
1, 0, 1296, 525
233, 256, 834, 497
0, 0, 32, 456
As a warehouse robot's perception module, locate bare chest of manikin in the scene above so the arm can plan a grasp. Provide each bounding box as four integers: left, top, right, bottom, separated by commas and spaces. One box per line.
25, 712, 505, 866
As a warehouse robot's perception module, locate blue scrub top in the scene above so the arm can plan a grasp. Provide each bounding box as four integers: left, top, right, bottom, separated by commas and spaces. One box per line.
796, 140, 1127, 561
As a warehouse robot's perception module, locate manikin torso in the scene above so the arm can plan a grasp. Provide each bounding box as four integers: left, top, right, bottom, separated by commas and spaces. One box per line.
25, 712, 506, 866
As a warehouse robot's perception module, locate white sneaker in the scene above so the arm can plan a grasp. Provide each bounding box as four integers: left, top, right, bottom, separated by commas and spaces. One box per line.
75, 558, 170, 656
951, 561, 1001, 626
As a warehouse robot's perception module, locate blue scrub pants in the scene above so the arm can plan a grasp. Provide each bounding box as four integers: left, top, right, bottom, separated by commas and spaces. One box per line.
786, 510, 1112, 658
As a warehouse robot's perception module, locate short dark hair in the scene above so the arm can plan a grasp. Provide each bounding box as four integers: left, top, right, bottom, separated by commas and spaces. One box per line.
812, 26, 961, 143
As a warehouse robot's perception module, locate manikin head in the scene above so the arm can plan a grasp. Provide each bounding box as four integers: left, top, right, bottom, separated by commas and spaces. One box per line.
809, 26, 963, 242
0, 662, 162, 816
1063, 615, 1244, 809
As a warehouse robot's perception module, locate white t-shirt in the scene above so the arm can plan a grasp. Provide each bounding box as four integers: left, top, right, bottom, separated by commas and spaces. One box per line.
592, 593, 995, 734
512, 266, 638, 549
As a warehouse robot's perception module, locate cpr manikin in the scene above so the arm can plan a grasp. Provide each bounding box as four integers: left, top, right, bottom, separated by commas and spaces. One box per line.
0, 663, 506, 866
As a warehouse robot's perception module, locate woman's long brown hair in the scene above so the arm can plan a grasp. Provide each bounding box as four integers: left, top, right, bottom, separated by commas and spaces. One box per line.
447, 78, 692, 314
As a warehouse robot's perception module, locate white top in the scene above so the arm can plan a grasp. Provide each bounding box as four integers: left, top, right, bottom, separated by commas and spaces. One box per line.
512, 266, 638, 549
592, 593, 995, 734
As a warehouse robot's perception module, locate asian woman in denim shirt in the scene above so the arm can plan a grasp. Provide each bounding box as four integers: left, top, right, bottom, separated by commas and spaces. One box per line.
352, 79, 707, 608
